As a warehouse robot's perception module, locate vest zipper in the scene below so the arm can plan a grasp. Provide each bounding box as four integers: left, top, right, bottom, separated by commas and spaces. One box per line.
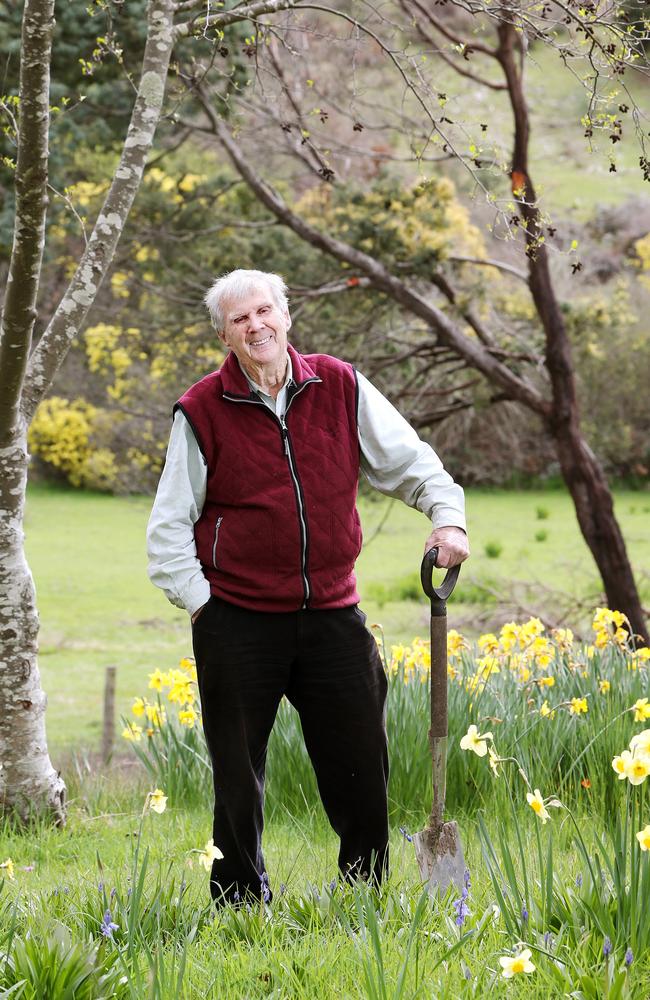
222, 380, 319, 609
212, 515, 223, 569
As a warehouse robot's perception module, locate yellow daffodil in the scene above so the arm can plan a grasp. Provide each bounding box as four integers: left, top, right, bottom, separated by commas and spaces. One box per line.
148, 669, 168, 692
499, 948, 535, 978
539, 675, 555, 688
630, 730, 650, 755
612, 750, 634, 778
178, 707, 197, 728
460, 724, 493, 757
632, 698, 650, 722
122, 722, 142, 742
131, 697, 146, 718
636, 825, 650, 851
499, 622, 519, 653
447, 629, 467, 657
539, 700, 555, 719
478, 633, 500, 655
526, 788, 550, 823
488, 745, 501, 777
197, 838, 224, 871
569, 697, 588, 715
145, 703, 166, 727
0, 858, 15, 880
179, 657, 197, 678
147, 789, 167, 814
599, 679, 611, 694
551, 627, 574, 651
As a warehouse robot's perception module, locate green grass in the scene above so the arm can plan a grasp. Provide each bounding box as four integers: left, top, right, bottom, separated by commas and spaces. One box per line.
24, 483, 649, 754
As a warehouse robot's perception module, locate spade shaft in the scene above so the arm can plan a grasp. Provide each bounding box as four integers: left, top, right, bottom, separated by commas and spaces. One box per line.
413, 548, 466, 895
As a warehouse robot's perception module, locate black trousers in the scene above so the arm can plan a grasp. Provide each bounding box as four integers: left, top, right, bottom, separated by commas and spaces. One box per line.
191, 596, 389, 904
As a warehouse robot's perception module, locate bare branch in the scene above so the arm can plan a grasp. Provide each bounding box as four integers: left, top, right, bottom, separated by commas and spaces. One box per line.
205, 104, 550, 417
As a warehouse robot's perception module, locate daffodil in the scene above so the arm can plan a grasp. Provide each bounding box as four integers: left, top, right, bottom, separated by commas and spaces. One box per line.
145, 703, 166, 727
539, 675, 555, 688
632, 698, 650, 723
460, 724, 493, 757
499, 948, 535, 978
539, 700, 555, 719
131, 697, 146, 718
488, 745, 501, 777
197, 838, 224, 871
526, 788, 550, 823
612, 749, 634, 778
148, 669, 168, 692
636, 825, 650, 851
630, 730, 650, 755
569, 697, 588, 715
447, 630, 467, 657
599, 679, 611, 694
179, 656, 197, 678
551, 627, 574, 651
478, 633, 500, 655
122, 722, 142, 742
178, 707, 197, 728
626, 755, 650, 786
148, 789, 167, 814
0, 858, 15, 880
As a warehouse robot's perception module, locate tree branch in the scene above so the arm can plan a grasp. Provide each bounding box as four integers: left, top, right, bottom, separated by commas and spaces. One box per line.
204, 101, 550, 418
0, 0, 55, 443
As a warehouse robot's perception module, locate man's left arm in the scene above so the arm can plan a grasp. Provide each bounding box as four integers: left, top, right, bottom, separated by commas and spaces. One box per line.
356, 371, 469, 569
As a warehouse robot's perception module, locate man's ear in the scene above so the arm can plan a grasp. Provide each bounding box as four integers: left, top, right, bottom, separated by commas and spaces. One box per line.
284, 309, 292, 332
216, 328, 228, 345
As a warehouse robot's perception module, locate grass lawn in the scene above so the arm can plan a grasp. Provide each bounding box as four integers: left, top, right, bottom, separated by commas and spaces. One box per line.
24, 483, 649, 755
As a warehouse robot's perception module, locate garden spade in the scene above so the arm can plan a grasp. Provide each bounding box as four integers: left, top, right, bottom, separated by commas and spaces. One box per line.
413, 547, 465, 897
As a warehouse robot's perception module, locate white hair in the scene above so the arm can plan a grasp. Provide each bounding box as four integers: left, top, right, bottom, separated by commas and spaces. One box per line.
204, 269, 289, 331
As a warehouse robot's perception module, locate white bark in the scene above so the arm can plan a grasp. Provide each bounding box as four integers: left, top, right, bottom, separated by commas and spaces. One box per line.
0, 424, 65, 821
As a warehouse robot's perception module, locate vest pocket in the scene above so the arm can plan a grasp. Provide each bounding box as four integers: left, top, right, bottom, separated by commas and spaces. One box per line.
212, 516, 223, 569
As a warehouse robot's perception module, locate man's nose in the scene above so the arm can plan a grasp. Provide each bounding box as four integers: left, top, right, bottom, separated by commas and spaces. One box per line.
248, 313, 266, 333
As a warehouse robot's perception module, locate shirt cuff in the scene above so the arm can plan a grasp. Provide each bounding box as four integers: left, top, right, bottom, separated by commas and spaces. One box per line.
181, 579, 212, 617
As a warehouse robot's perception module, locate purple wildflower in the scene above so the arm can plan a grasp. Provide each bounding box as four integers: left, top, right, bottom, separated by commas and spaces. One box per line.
463, 868, 471, 893
453, 895, 470, 927
521, 906, 529, 924
329, 879, 337, 893
625, 948, 633, 968
260, 871, 271, 903
543, 931, 553, 949
97, 881, 104, 893
279, 883, 286, 896
399, 826, 413, 843
233, 890, 240, 903
100, 909, 119, 939
575, 872, 583, 888
110, 887, 117, 900
603, 937, 612, 958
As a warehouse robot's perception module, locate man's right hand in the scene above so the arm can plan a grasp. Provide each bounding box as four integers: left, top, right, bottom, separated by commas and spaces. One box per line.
191, 602, 209, 624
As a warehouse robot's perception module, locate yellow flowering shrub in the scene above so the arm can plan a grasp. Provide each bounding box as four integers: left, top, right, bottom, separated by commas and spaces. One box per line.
28, 396, 118, 491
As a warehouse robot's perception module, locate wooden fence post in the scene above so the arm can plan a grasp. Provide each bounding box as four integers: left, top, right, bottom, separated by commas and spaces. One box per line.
102, 665, 117, 765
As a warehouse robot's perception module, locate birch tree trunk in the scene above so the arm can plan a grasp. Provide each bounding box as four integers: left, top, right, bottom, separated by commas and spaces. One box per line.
0, 0, 298, 821
0, 0, 65, 821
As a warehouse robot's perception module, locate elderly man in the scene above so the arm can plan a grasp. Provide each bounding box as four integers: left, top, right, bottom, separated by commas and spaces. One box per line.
147, 268, 468, 904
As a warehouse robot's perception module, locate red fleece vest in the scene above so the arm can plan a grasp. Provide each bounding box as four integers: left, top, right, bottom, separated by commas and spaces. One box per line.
175, 345, 362, 612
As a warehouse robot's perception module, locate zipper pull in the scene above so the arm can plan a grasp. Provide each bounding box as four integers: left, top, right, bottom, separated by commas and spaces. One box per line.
280, 418, 289, 455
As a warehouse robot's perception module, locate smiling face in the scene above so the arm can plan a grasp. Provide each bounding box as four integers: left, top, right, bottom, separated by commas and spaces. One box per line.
218, 284, 291, 383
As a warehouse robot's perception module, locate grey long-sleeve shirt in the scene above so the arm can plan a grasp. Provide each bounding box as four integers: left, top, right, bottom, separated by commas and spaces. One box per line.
147, 365, 466, 616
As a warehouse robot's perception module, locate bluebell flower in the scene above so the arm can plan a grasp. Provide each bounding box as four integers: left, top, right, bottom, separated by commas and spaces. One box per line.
260, 871, 271, 903
452, 895, 470, 927
521, 906, 529, 924
233, 890, 240, 903
279, 883, 286, 896
575, 872, 583, 888
463, 868, 471, 893
543, 931, 553, 949
399, 826, 413, 843
100, 909, 119, 939
625, 948, 633, 968
329, 879, 337, 893
110, 887, 117, 900
603, 936, 612, 958
97, 881, 104, 893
